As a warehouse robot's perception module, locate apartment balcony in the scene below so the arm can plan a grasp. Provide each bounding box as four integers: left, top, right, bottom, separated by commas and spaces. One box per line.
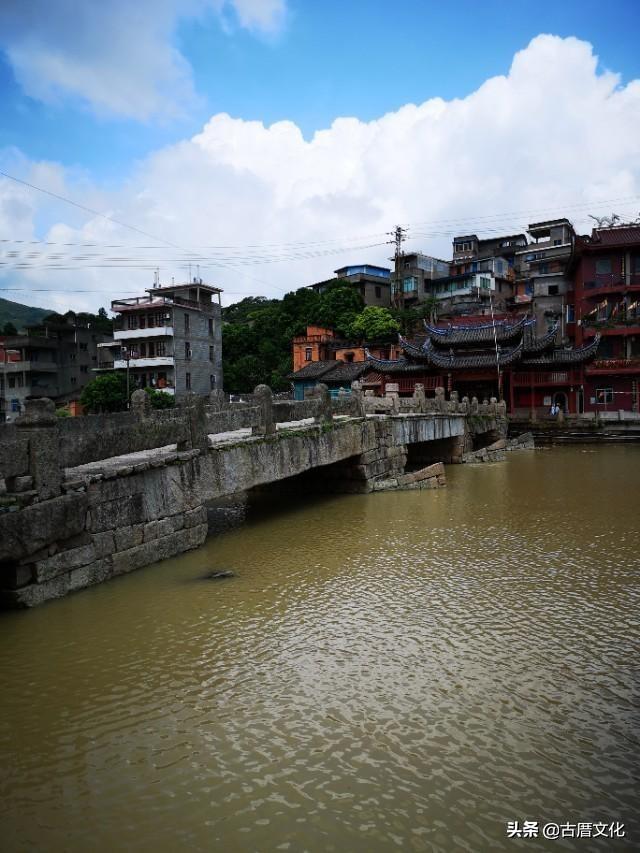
582, 320, 640, 337
114, 326, 174, 340
113, 356, 175, 369
583, 273, 640, 298
0, 360, 58, 373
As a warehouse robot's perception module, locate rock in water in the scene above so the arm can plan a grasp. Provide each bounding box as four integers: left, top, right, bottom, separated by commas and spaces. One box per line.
207, 570, 235, 580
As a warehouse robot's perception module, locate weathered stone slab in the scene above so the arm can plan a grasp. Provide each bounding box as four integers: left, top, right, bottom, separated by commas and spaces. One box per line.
34, 543, 97, 583
0, 493, 87, 562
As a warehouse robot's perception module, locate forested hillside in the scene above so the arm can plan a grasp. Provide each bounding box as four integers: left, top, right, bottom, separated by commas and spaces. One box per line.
0, 297, 50, 332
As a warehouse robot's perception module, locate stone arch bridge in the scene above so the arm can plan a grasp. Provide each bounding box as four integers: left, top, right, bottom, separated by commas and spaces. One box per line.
0, 384, 508, 608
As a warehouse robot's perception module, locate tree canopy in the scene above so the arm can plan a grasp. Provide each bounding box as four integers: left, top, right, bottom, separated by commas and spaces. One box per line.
349, 306, 400, 341
80, 372, 128, 413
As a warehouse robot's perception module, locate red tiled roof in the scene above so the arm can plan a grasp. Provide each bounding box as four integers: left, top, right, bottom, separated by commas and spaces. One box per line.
590, 226, 640, 246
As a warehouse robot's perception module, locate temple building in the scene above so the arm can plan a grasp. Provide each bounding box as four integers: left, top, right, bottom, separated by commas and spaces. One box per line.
361, 316, 601, 416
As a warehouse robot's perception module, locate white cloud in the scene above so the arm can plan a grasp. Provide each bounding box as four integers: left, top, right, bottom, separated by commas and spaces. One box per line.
0, 0, 287, 120
1, 35, 640, 315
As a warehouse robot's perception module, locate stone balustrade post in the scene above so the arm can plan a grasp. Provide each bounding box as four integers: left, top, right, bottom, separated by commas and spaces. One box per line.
450, 390, 460, 413
470, 396, 479, 414
489, 397, 497, 415
461, 395, 470, 415
385, 382, 400, 415
350, 380, 365, 418
252, 384, 276, 436
15, 398, 61, 500
434, 386, 447, 413
131, 388, 151, 420
312, 382, 333, 426
413, 383, 426, 413
181, 394, 210, 452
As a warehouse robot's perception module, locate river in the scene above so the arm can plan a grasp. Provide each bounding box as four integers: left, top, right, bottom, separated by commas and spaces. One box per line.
1, 445, 638, 852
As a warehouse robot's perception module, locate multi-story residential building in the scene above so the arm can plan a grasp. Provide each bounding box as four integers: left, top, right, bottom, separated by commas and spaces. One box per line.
513, 219, 575, 335
570, 223, 640, 413
452, 233, 528, 267
391, 252, 450, 308
0, 314, 112, 421
96, 279, 223, 399
308, 264, 392, 307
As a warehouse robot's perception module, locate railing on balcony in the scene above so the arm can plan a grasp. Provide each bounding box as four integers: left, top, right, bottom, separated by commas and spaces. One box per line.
513, 371, 576, 386
583, 273, 640, 292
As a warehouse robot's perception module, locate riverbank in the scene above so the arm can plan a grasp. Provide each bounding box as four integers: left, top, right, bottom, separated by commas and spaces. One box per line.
509, 414, 640, 444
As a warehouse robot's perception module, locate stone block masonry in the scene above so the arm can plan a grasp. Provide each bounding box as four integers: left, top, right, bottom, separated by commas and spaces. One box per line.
0, 386, 507, 608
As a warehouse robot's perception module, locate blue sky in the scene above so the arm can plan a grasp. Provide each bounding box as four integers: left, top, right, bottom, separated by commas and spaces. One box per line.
1, 0, 639, 179
0, 0, 639, 312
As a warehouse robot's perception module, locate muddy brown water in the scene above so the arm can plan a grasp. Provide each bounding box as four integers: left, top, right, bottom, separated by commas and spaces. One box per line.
1, 446, 639, 852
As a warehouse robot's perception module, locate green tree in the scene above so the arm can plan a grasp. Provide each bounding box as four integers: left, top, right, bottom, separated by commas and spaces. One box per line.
144, 387, 175, 409
2, 322, 17, 335
349, 306, 400, 341
80, 372, 128, 413
310, 281, 363, 336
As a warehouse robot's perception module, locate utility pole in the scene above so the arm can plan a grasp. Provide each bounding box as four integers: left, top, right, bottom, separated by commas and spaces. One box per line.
388, 225, 407, 309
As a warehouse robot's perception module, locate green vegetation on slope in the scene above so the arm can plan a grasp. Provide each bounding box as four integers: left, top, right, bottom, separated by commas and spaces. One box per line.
0, 297, 51, 332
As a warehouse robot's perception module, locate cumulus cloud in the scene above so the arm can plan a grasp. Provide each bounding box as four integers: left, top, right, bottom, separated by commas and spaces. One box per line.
1, 35, 640, 314
0, 0, 287, 120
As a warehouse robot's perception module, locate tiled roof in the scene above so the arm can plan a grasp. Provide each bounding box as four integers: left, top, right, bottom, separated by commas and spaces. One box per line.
522, 324, 557, 353
288, 360, 338, 380
522, 336, 601, 365
425, 315, 533, 346
321, 361, 369, 382
288, 360, 370, 381
589, 226, 640, 247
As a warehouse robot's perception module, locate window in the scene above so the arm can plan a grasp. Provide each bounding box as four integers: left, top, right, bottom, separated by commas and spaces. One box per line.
71, 376, 77, 385
210, 374, 216, 390
139, 342, 147, 357
539, 263, 548, 274
80, 365, 88, 373
156, 342, 166, 357
8, 375, 15, 388
209, 346, 214, 362
566, 304, 575, 323
305, 347, 312, 362
185, 342, 192, 360
403, 276, 417, 293
208, 318, 214, 336
79, 342, 88, 351
344, 352, 354, 363
596, 258, 612, 275
596, 388, 613, 405
479, 277, 491, 289
548, 285, 559, 296
127, 315, 138, 330
139, 315, 146, 329
553, 239, 562, 246
375, 286, 381, 298
185, 372, 191, 390
184, 313, 190, 332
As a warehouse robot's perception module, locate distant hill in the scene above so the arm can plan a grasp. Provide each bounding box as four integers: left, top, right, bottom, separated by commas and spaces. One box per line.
0, 297, 52, 332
